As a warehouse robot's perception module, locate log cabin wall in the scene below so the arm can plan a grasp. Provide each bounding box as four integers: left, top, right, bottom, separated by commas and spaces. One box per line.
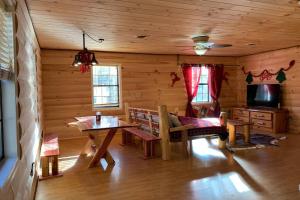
41, 50, 238, 139
1, 0, 43, 199
237, 46, 300, 133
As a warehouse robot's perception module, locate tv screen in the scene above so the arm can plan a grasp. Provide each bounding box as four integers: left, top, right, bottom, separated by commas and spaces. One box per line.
247, 84, 280, 108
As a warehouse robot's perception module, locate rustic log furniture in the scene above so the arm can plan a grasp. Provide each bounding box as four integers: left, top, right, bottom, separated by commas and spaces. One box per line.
40, 134, 63, 180
227, 119, 252, 146
122, 104, 161, 159
69, 116, 137, 168
124, 103, 228, 160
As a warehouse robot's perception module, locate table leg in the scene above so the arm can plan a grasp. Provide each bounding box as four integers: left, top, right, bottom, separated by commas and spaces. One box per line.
41, 156, 49, 177
143, 140, 150, 159
88, 128, 117, 168
104, 151, 115, 165
81, 134, 96, 155
228, 124, 236, 146
243, 125, 250, 143
121, 130, 127, 145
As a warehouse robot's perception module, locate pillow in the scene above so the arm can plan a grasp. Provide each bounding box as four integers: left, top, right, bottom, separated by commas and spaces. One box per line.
168, 114, 174, 128
168, 114, 182, 127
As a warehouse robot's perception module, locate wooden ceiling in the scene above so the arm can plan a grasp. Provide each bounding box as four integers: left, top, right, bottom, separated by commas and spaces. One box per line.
26, 0, 300, 56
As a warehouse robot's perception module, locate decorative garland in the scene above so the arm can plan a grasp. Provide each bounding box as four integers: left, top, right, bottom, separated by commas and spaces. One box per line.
242, 60, 295, 84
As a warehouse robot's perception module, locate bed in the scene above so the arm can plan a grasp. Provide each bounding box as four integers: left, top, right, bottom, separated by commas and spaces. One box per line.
170, 116, 228, 142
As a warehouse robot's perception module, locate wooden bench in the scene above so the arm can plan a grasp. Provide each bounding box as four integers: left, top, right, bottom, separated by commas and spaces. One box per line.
122, 127, 161, 159
39, 134, 62, 180
123, 103, 228, 160
122, 104, 161, 159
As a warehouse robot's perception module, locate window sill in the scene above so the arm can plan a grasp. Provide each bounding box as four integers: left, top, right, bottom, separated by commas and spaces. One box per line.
192, 102, 212, 106
0, 157, 17, 188
92, 106, 122, 111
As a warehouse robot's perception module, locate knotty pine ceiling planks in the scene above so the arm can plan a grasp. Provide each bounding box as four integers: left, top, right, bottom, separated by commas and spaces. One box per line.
26, 0, 300, 56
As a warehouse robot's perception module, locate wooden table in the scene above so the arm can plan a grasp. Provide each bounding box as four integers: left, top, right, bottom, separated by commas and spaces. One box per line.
227, 119, 252, 146
69, 116, 137, 168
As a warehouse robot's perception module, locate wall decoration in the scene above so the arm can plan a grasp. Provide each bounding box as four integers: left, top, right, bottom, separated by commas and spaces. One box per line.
242, 60, 295, 83
170, 72, 180, 87
222, 71, 230, 84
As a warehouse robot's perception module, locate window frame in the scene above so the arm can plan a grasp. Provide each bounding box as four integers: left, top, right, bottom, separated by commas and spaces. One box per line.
192, 66, 211, 104
0, 82, 4, 161
91, 65, 122, 110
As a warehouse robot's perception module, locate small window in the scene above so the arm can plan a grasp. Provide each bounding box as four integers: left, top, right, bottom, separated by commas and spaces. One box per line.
193, 66, 210, 103
92, 65, 120, 108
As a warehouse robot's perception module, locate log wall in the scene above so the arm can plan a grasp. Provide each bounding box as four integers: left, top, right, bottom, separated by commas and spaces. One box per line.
0, 0, 43, 199
42, 50, 238, 139
237, 47, 300, 133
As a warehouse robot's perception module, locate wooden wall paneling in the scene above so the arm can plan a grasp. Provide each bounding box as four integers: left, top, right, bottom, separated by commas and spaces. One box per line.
42, 50, 238, 139
1, 0, 43, 199
237, 46, 300, 133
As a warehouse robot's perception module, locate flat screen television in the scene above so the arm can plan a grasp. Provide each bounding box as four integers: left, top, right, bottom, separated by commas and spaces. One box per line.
247, 84, 280, 108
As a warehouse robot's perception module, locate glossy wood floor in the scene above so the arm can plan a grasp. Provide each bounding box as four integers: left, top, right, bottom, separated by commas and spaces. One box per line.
36, 133, 300, 200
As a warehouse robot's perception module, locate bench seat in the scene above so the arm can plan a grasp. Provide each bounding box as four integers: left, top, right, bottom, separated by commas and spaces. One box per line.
123, 127, 160, 141
122, 128, 160, 159
40, 134, 62, 180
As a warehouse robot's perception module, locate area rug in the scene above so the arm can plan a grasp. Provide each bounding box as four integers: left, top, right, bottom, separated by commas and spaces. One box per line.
227, 133, 287, 152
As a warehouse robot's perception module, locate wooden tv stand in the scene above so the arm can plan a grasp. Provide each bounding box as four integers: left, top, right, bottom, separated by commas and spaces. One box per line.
232, 107, 288, 134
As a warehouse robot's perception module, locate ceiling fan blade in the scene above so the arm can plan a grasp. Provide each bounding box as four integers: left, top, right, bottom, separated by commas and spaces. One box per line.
210, 44, 232, 48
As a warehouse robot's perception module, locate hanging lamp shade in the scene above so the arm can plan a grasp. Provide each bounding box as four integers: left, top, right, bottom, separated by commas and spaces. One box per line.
72, 32, 100, 73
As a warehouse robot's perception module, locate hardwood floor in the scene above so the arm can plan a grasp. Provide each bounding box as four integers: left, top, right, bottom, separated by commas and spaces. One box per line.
36, 133, 300, 200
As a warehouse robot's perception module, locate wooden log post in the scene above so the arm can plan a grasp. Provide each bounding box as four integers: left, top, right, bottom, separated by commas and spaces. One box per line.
228, 123, 236, 146
158, 105, 171, 161
243, 125, 250, 143
124, 102, 130, 123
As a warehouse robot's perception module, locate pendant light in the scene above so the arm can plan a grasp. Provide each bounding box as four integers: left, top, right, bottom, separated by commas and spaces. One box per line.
72, 32, 103, 73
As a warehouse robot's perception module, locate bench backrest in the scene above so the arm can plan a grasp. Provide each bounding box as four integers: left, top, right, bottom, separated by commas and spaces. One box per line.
127, 107, 160, 137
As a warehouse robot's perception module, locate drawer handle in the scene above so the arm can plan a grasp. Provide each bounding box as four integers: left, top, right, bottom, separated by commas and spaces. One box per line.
256, 115, 265, 117
256, 122, 265, 125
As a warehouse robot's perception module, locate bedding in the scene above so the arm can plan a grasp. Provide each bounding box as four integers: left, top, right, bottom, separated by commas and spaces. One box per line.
170, 116, 228, 142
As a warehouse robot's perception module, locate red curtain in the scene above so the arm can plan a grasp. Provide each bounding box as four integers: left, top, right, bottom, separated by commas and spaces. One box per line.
207, 64, 224, 117
182, 64, 201, 117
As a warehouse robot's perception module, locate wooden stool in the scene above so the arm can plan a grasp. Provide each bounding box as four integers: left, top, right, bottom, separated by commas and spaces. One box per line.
40, 134, 63, 180
227, 120, 252, 146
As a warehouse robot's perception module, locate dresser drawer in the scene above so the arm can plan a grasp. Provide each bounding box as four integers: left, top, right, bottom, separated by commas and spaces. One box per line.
253, 125, 273, 133
250, 112, 272, 120
251, 119, 272, 128
233, 109, 250, 118
233, 116, 250, 123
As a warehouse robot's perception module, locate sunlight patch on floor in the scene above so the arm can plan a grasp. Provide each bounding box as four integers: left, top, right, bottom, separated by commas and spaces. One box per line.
59, 155, 80, 172
190, 172, 251, 198
191, 138, 226, 159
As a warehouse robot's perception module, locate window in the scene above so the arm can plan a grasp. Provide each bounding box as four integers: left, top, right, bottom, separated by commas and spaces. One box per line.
0, 1, 12, 161
0, 83, 3, 161
193, 66, 210, 103
92, 65, 120, 108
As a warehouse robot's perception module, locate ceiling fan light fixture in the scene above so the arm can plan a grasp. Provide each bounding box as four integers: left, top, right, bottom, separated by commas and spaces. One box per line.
194, 46, 208, 56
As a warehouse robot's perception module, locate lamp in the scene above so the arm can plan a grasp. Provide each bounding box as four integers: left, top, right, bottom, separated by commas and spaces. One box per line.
72, 32, 100, 73
194, 46, 208, 56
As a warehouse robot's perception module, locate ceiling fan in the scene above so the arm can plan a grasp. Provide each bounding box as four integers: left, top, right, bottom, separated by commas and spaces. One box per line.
178, 35, 232, 55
